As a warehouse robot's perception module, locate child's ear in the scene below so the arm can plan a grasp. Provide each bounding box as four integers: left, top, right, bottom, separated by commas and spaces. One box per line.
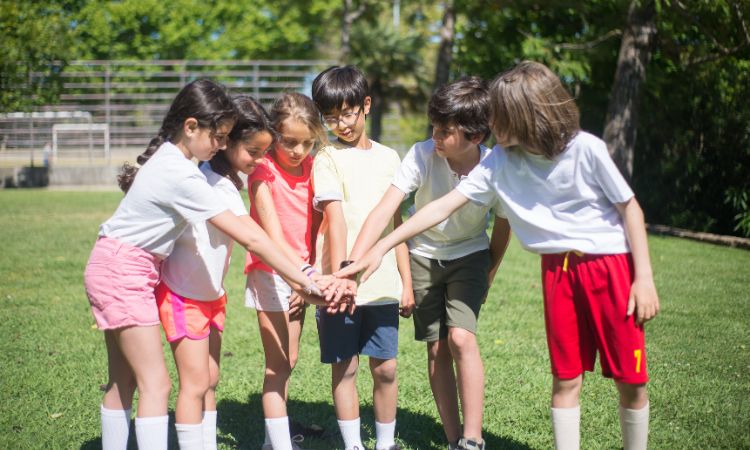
362, 96, 372, 115
183, 118, 199, 137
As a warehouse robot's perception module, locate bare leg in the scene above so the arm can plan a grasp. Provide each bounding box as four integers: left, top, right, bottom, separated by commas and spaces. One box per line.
115, 325, 171, 417
257, 310, 293, 418
332, 356, 360, 420
448, 327, 484, 441
370, 357, 398, 423
616, 382, 649, 450
204, 327, 222, 411
102, 330, 137, 410
426, 339, 461, 443
171, 336, 210, 424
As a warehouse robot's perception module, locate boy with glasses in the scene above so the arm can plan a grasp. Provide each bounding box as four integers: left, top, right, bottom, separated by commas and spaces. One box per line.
311, 65, 412, 450
345, 77, 510, 450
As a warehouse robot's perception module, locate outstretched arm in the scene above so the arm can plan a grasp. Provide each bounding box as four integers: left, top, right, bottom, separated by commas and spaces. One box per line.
208, 211, 330, 304
616, 197, 660, 324
337, 189, 470, 282
349, 185, 406, 260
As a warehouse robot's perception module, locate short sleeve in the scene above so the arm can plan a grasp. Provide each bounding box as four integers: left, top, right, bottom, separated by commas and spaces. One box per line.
590, 141, 634, 204
392, 144, 421, 195
216, 180, 248, 217
312, 147, 344, 210
248, 160, 275, 187
456, 149, 499, 208
171, 172, 227, 224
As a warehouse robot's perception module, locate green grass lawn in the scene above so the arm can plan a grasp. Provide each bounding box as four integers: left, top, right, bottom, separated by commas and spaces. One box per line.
1, 190, 749, 449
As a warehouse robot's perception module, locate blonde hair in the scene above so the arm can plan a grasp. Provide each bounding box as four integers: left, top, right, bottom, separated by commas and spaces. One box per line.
489, 61, 580, 158
270, 92, 328, 148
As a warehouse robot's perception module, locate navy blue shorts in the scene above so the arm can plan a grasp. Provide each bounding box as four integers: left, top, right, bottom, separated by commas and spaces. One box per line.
316, 303, 399, 364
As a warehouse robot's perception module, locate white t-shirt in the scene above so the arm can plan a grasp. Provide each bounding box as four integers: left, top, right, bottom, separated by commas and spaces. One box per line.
456, 131, 634, 254
160, 163, 249, 300
392, 139, 492, 260
99, 142, 227, 260
313, 140, 403, 305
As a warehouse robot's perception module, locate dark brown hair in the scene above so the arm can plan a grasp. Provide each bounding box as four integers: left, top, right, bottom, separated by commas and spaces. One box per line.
208, 95, 276, 190
489, 61, 580, 158
311, 65, 369, 115
117, 79, 236, 192
428, 76, 491, 142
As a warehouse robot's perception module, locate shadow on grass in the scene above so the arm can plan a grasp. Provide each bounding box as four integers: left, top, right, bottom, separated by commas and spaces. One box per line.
218, 393, 533, 450
79, 393, 532, 449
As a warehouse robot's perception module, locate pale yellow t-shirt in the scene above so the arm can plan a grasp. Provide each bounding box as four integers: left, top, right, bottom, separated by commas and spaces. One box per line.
313, 140, 403, 306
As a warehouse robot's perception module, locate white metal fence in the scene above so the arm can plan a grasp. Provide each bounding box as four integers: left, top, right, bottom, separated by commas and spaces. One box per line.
0, 60, 333, 167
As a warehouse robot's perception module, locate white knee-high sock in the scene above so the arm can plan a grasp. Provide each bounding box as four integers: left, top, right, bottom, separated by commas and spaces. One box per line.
175, 422, 203, 450
135, 415, 168, 450
551, 406, 580, 450
619, 402, 649, 450
266, 416, 292, 450
202, 410, 218, 450
375, 419, 396, 449
338, 417, 363, 450
100, 405, 131, 450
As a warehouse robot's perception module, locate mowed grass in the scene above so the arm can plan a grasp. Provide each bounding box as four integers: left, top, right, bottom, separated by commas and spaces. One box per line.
0, 190, 748, 449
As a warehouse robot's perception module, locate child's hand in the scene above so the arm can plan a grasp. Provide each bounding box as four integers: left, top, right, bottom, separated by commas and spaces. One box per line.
399, 289, 415, 318
628, 277, 660, 324
325, 279, 357, 315
334, 247, 385, 283
288, 292, 306, 319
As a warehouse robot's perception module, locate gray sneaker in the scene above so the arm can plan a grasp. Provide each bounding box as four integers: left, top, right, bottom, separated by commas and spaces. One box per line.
457, 437, 485, 450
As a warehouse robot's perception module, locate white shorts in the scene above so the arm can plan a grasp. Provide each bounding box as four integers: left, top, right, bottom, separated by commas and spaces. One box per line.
245, 270, 292, 312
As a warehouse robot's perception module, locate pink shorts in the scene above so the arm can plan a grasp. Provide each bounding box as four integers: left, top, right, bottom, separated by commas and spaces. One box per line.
84, 237, 161, 330
541, 252, 648, 384
155, 282, 226, 342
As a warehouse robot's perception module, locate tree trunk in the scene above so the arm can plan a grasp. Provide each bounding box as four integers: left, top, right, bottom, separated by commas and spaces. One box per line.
340, 0, 367, 64
427, 0, 456, 136
602, 0, 656, 180
369, 78, 385, 142
433, 1, 455, 91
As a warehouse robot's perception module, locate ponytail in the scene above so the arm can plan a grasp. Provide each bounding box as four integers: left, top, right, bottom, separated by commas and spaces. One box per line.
116, 79, 236, 192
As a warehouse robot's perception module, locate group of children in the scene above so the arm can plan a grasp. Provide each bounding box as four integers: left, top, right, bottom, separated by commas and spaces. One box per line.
84, 61, 660, 450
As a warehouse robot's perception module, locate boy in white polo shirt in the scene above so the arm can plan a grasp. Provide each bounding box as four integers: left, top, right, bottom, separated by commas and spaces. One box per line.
311, 65, 412, 450
348, 77, 511, 450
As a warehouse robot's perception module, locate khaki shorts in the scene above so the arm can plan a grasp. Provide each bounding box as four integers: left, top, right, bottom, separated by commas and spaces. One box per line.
409, 249, 490, 342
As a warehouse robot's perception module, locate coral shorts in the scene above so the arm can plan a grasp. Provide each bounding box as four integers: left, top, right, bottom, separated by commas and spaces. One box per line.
155, 282, 226, 342
84, 237, 161, 330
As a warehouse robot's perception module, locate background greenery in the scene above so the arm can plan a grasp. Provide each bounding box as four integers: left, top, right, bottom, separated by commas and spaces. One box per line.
2, 0, 749, 237
1, 190, 748, 449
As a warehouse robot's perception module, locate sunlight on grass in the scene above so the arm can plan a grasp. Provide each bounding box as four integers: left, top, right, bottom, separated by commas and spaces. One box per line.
0, 190, 748, 449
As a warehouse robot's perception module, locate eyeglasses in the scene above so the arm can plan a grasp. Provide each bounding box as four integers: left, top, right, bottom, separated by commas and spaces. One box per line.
322, 107, 363, 130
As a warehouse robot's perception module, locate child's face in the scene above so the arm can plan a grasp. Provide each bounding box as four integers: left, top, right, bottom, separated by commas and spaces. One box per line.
432, 122, 478, 161
226, 130, 273, 176
322, 98, 371, 145
186, 119, 234, 161
274, 119, 315, 172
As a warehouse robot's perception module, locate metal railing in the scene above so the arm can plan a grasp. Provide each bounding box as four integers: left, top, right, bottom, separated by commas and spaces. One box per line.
1, 60, 333, 167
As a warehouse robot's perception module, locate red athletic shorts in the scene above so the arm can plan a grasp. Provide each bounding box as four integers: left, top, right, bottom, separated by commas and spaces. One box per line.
541, 252, 648, 384
155, 282, 226, 342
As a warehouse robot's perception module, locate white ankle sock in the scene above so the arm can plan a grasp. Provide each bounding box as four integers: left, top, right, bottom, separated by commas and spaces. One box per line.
619, 402, 649, 450
100, 405, 130, 450
203, 410, 218, 450
175, 422, 203, 450
551, 406, 580, 450
337, 417, 363, 450
375, 419, 396, 449
135, 415, 168, 450
266, 416, 292, 450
